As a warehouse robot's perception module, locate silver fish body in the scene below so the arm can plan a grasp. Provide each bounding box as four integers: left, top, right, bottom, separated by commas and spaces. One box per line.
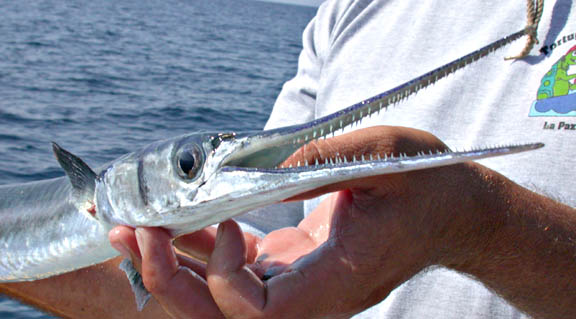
0, 178, 116, 281
0, 28, 543, 283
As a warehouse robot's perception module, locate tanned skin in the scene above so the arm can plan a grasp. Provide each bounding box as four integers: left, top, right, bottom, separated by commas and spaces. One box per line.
2, 126, 575, 318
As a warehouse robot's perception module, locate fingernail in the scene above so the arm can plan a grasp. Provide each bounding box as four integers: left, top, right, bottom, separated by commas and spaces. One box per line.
216, 222, 226, 245
135, 228, 146, 247
111, 242, 131, 259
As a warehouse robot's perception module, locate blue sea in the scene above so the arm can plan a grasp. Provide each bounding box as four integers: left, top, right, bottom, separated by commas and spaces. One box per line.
0, 0, 316, 317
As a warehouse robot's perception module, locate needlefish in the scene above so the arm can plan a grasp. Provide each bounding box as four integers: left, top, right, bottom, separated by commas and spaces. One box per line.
0, 28, 543, 310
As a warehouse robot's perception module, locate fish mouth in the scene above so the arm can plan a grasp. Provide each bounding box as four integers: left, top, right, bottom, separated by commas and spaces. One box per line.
165, 28, 544, 232
221, 122, 351, 171
219, 28, 532, 173
167, 29, 543, 233
220, 93, 404, 172
173, 121, 542, 235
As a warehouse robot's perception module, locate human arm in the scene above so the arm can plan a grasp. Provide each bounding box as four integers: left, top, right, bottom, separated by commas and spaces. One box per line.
117, 126, 576, 318
0, 258, 170, 318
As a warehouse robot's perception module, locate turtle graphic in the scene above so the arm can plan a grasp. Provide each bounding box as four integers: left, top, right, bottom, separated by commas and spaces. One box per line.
531, 45, 576, 116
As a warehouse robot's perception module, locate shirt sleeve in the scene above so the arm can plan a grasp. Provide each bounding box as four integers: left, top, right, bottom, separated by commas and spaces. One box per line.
264, 12, 323, 129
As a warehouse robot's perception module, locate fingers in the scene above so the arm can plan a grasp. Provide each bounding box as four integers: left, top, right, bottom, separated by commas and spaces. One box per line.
206, 218, 361, 317
135, 228, 222, 317
173, 227, 218, 261
207, 220, 266, 317
110, 226, 222, 317
174, 226, 261, 264
109, 226, 142, 271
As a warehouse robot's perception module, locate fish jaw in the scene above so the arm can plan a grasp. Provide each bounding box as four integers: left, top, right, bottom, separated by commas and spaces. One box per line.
97, 124, 542, 236
94, 28, 541, 234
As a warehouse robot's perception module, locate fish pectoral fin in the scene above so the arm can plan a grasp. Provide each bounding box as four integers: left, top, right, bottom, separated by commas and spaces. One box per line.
119, 258, 151, 311
51, 142, 97, 203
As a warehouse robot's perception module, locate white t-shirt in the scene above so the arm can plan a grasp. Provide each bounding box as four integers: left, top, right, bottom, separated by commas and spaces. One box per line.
240, 0, 576, 317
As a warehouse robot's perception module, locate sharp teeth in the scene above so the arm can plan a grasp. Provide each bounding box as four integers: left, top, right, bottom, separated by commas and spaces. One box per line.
377, 153, 381, 160
343, 155, 348, 163
289, 164, 293, 168
352, 154, 357, 162
297, 161, 301, 167
361, 154, 365, 161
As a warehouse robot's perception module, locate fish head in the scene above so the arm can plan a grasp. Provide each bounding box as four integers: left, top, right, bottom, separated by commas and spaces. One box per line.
95, 132, 240, 227
94, 121, 342, 232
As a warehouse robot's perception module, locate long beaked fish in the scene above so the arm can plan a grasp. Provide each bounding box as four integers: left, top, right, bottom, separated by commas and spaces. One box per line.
0, 29, 543, 308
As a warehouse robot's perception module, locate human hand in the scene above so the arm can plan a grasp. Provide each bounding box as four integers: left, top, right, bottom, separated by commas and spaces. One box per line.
110, 126, 500, 318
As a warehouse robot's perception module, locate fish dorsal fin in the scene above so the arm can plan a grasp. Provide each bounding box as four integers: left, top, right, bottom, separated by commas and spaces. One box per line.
52, 142, 97, 202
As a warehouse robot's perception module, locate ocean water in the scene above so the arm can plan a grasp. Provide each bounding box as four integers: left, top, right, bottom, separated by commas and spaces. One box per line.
0, 0, 316, 317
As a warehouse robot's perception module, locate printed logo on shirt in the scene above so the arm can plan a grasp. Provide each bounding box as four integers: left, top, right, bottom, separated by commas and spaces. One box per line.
530, 44, 576, 118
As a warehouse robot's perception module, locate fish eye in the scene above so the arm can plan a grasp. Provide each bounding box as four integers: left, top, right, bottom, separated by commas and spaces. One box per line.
177, 146, 203, 179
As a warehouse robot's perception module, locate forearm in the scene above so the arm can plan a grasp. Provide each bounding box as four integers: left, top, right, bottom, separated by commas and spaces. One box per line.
0, 257, 168, 318
443, 164, 576, 318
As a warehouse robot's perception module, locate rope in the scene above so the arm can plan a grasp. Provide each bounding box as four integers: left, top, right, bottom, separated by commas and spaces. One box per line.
505, 0, 545, 60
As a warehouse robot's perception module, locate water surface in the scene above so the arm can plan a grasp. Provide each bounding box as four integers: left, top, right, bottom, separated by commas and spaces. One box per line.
0, 0, 315, 317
